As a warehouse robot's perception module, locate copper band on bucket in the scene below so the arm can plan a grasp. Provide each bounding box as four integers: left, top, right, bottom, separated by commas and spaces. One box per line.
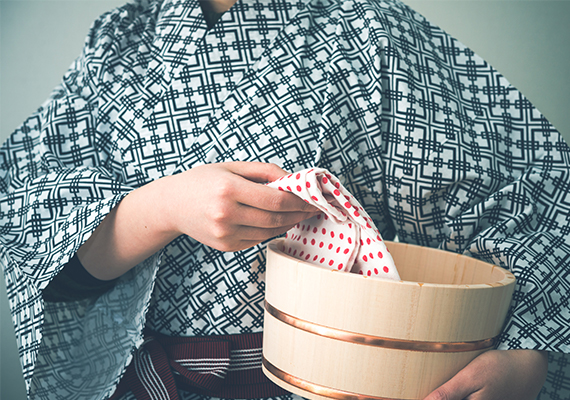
264, 300, 496, 353
263, 356, 403, 400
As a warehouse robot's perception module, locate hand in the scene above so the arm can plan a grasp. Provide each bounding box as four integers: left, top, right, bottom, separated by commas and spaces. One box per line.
79, 161, 319, 280
423, 349, 548, 400
165, 161, 320, 252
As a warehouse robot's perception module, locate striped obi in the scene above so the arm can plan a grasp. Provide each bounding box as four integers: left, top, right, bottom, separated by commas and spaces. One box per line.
109, 331, 288, 400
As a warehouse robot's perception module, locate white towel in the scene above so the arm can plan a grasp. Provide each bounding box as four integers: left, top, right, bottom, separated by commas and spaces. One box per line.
267, 168, 400, 280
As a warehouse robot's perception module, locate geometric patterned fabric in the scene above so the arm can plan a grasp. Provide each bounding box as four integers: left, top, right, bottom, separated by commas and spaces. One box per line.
0, 0, 568, 399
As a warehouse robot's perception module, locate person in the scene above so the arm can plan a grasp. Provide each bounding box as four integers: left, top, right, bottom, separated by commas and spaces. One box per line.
0, 0, 568, 399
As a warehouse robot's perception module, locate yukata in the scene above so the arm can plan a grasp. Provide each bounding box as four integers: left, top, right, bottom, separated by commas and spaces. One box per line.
1, 0, 569, 399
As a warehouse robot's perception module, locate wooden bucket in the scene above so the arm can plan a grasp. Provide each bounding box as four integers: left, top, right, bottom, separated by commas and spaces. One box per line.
262, 239, 516, 400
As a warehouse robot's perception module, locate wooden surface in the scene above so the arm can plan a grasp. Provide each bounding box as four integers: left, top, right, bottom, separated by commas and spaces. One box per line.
262, 239, 516, 400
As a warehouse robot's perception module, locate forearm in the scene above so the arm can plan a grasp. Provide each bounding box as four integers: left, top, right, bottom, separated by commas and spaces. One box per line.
77, 175, 180, 281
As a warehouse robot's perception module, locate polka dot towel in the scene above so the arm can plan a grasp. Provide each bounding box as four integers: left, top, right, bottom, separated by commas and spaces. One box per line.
267, 168, 400, 280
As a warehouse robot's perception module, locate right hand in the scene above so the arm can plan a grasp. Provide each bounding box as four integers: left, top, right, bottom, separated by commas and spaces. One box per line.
164, 161, 320, 252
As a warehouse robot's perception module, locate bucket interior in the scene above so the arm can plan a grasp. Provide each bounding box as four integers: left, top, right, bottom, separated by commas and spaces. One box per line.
386, 242, 508, 285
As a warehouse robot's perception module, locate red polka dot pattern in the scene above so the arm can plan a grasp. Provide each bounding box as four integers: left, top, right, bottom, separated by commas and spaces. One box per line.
267, 168, 400, 281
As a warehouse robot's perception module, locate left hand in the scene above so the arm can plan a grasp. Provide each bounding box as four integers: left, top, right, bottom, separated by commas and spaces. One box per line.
423, 349, 548, 400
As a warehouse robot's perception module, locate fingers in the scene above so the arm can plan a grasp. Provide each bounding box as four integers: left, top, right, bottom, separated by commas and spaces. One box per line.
209, 225, 297, 252
205, 203, 316, 249
225, 161, 291, 184
237, 183, 318, 213
173, 162, 321, 252
236, 204, 318, 229
422, 349, 549, 400
423, 364, 481, 400
221, 162, 319, 213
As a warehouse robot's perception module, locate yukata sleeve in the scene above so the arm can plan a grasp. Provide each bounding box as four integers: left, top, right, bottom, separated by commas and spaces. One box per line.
366, 0, 570, 363
0, 3, 163, 399
357, 0, 570, 355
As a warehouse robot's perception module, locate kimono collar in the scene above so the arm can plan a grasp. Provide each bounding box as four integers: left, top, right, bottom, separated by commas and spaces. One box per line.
118, 0, 304, 130
152, 0, 306, 87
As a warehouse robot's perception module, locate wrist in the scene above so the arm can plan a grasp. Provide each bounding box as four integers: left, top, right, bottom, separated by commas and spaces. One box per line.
78, 175, 181, 280
146, 174, 183, 237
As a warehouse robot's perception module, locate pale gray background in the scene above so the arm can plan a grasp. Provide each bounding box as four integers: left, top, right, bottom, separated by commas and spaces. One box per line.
1, 1, 569, 399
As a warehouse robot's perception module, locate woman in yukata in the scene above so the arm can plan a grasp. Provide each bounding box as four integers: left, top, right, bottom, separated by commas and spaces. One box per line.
1, 0, 568, 399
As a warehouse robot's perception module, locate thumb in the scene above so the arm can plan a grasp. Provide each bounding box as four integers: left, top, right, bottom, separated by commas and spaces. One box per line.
423, 367, 480, 400
226, 161, 290, 183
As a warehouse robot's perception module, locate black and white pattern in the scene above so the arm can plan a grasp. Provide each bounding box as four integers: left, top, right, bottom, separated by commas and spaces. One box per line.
0, 0, 568, 399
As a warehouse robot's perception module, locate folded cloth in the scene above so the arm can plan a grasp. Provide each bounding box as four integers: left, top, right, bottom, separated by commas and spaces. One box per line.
267, 168, 400, 280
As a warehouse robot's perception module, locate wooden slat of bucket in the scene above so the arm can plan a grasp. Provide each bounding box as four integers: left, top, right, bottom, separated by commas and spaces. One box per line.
265, 240, 515, 343
263, 312, 486, 400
